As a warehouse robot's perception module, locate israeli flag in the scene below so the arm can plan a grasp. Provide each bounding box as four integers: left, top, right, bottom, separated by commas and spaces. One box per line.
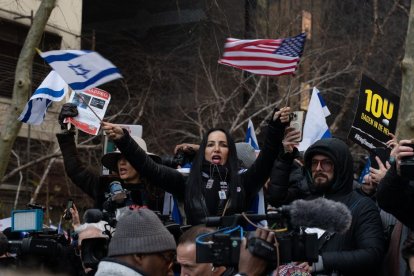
358, 158, 371, 183
298, 87, 331, 151
39, 50, 122, 92
18, 71, 68, 125
245, 119, 260, 150
244, 120, 267, 227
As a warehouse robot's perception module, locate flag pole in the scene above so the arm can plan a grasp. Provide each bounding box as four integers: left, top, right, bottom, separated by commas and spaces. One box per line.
284, 76, 293, 106
75, 91, 103, 122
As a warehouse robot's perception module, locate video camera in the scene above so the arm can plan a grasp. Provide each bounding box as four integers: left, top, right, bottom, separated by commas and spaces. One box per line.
6, 203, 72, 271
161, 148, 196, 168
196, 212, 318, 268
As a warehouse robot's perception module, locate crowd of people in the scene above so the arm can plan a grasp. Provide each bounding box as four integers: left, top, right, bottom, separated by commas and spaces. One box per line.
0, 103, 413, 276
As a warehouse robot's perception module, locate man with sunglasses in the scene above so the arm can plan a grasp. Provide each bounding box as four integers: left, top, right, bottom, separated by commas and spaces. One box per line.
267, 137, 385, 275
95, 208, 176, 276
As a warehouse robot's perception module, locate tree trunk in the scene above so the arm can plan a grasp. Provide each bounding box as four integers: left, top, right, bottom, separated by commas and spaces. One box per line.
398, 3, 414, 138
0, 0, 56, 180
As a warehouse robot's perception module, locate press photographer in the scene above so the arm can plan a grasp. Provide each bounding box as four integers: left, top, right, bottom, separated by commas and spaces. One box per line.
70, 204, 111, 276
195, 197, 353, 274
161, 146, 196, 168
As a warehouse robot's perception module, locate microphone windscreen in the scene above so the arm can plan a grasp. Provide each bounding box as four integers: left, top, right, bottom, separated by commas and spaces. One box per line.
287, 198, 352, 234
83, 209, 104, 223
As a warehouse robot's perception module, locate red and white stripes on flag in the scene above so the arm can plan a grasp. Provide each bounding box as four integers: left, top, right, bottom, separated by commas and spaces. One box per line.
218, 33, 306, 76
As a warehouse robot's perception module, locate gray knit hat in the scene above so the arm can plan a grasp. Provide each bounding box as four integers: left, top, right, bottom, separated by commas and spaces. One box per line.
108, 209, 176, 256
236, 142, 257, 169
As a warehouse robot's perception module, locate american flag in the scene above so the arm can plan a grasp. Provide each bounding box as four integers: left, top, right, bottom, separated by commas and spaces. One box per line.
218, 33, 306, 76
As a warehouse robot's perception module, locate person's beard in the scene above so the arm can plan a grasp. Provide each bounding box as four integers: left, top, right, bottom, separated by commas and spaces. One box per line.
313, 172, 332, 192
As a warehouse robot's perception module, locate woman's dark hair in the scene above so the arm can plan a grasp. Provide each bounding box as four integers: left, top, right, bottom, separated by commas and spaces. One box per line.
185, 128, 244, 213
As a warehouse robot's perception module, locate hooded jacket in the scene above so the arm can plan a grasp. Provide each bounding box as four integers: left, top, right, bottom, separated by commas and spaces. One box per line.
268, 138, 385, 275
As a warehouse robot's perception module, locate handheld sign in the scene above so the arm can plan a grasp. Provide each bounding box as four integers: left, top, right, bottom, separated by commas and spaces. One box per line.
348, 75, 399, 150
65, 88, 111, 135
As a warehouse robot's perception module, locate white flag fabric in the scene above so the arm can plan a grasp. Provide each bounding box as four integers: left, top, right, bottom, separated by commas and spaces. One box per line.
39, 50, 122, 92
245, 119, 260, 150
18, 71, 68, 125
244, 120, 266, 226
298, 87, 331, 151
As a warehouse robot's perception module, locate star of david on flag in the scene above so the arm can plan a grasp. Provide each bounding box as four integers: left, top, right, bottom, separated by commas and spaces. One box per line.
38, 49, 123, 92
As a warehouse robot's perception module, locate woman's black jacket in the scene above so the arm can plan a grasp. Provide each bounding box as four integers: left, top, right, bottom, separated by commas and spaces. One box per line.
112, 123, 284, 225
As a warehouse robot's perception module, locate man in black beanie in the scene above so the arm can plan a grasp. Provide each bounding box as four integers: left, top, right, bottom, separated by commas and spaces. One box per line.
95, 208, 176, 276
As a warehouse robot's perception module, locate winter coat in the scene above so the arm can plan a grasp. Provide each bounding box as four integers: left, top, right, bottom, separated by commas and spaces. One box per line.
377, 163, 414, 230
266, 149, 310, 207
56, 131, 164, 211
95, 259, 145, 276
112, 122, 285, 225
267, 138, 386, 275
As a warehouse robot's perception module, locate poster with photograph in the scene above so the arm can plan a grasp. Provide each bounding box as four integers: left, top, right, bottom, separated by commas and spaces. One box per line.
66, 88, 111, 135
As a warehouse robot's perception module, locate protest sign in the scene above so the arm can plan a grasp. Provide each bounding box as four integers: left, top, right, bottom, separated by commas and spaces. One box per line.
66, 88, 111, 135
348, 75, 399, 150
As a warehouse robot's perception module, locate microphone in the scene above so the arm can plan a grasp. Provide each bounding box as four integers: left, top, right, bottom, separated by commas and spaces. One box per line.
83, 209, 104, 223
278, 197, 352, 234
108, 181, 128, 203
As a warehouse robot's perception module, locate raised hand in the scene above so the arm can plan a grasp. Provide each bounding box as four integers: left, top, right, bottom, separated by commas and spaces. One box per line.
102, 121, 125, 140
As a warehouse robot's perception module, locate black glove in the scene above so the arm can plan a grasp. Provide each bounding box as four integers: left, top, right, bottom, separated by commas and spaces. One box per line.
58, 103, 78, 130
268, 107, 289, 129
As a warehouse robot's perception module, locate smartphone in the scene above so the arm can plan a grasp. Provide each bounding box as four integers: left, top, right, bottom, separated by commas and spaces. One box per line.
63, 199, 73, 220
369, 147, 390, 169
289, 111, 305, 142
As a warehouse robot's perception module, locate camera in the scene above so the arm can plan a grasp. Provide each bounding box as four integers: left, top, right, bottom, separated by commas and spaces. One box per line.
162, 148, 196, 168
6, 204, 73, 272
80, 237, 109, 270
196, 213, 318, 268
400, 143, 414, 179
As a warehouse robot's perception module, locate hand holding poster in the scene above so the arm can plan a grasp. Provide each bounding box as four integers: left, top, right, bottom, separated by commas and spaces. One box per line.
66, 88, 111, 135
348, 75, 400, 150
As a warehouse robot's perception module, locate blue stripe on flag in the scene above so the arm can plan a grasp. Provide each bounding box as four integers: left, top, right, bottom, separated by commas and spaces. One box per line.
33, 87, 65, 98
358, 158, 371, 183
69, 68, 121, 90
321, 129, 332, 139
317, 92, 327, 108
171, 198, 182, 225
20, 100, 33, 123
43, 53, 85, 63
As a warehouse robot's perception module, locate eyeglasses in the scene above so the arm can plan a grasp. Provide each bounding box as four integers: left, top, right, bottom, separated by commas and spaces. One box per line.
311, 159, 334, 171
